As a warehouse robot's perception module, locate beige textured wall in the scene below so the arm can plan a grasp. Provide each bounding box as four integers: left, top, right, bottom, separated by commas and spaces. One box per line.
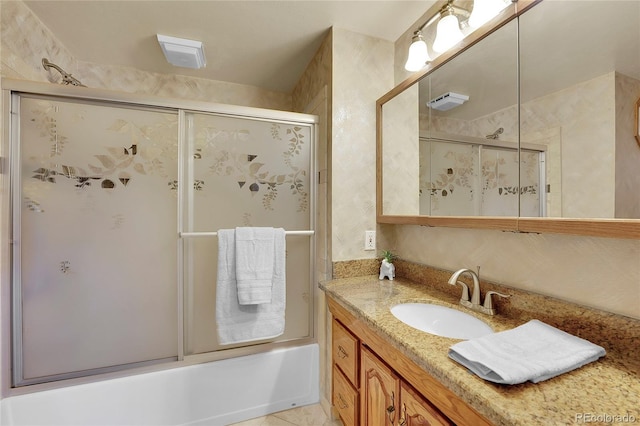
331, 28, 394, 261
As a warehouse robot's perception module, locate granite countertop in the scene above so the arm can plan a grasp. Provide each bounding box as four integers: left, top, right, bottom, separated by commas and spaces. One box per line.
321, 275, 640, 426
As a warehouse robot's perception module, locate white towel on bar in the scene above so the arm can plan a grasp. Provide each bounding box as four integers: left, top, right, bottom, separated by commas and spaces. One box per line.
215, 228, 286, 345
448, 319, 606, 385
235, 227, 275, 305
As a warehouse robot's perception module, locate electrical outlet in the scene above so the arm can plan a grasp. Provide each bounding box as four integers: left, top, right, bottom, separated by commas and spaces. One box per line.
364, 230, 376, 251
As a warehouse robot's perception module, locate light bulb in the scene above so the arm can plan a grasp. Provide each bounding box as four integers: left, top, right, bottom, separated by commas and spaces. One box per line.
433, 12, 464, 53
469, 0, 508, 28
404, 33, 431, 72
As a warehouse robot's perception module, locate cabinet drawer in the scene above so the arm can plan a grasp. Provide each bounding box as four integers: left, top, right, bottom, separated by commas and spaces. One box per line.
333, 365, 358, 426
332, 319, 359, 385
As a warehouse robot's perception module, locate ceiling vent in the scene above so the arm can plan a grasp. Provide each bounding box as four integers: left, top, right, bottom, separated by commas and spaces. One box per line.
157, 34, 206, 69
427, 92, 469, 111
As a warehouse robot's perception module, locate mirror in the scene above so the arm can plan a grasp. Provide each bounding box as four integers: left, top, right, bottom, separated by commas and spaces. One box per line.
519, 0, 640, 219
378, 0, 640, 238
420, 19, 519, 217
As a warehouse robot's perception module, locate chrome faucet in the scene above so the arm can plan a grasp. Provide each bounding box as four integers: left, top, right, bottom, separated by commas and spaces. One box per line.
447, 267, 510, 315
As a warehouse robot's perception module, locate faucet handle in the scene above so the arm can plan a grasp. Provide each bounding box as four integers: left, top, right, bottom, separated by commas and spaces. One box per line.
483, 291, 510, 310
453, 280, 470, 302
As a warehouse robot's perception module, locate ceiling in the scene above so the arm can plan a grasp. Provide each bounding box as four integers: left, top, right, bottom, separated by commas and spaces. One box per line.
24, 0, 436, 93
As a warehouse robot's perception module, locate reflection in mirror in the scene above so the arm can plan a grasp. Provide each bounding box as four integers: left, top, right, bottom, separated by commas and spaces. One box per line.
419, 19, 519, 216
382, 21, 521, 217
382, 86, 420, 215
519, 0, 640, 218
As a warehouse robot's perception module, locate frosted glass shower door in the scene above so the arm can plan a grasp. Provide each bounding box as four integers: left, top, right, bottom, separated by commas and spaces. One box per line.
427, 141, 480, 216
421, 140, 543, 216
183, 112, 314, 355
480, 147, 520, 216
14, 96, 179, 385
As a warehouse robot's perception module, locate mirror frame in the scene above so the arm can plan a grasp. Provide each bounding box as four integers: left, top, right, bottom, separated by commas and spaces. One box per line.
635, 97, 640, 147
376, 0, 640, 239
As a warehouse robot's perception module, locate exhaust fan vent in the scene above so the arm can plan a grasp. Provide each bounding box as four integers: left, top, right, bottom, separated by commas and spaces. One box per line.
427, 92, 469, 111
157, 34, 206, 69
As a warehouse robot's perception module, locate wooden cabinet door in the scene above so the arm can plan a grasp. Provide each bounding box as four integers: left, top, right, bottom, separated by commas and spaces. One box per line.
399, 381, 453, 426
361, 346, 400, 426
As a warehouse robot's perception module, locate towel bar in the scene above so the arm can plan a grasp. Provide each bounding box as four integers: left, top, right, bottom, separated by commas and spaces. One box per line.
180, 230, 314, 238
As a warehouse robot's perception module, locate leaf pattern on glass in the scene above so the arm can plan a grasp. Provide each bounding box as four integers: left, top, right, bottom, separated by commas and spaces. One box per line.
29, 103, 68, 157
199, 123, 308, 212
270, 123, 281, 140
430, 149, 474, 200
59, 261, 71, 274
27, 103, 178, 193
25, 197, 44, 213
481, 156, 507, 191
90, 116, 178, 181
32, 167, 57, 183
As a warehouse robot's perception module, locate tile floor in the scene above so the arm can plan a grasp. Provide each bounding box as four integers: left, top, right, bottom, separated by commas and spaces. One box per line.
229, 403, 343, 426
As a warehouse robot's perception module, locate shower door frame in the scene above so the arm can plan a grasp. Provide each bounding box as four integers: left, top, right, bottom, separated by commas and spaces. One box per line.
1, 78, 318, 396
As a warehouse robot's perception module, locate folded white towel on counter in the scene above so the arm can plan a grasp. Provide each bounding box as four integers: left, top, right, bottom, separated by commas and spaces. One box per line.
216, 228, 286, 345
448, 319, 606, 385
235, 227, 276, 305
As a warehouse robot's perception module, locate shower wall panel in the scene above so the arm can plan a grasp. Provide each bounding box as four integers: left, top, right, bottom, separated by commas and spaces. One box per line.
16, 96, 179, 384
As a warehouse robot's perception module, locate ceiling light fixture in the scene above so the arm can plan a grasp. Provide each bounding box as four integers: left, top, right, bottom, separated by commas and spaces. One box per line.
157, 34, 207, 69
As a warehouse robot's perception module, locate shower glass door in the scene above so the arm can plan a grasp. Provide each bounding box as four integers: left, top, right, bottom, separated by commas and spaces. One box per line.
13, 95, 179, 386
182, 112, 314, 355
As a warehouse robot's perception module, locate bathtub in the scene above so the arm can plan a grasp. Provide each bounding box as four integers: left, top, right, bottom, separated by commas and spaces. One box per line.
0, 344, 319, 425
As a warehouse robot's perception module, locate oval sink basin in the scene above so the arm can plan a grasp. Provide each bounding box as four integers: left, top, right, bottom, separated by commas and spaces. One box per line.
390, 303, 493, 340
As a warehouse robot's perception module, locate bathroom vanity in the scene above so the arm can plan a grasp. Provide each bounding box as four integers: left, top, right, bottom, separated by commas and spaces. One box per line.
322, 271, 640, 425
329, 296, 487, 425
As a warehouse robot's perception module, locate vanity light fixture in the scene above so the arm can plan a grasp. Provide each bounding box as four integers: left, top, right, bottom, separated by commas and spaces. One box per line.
469, 0, 510, 28
404, 31, 432, 72
404, 0, 510, 71
432, 5, 465, 53
157, 34, 207, 69
403, 0, 468, 71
